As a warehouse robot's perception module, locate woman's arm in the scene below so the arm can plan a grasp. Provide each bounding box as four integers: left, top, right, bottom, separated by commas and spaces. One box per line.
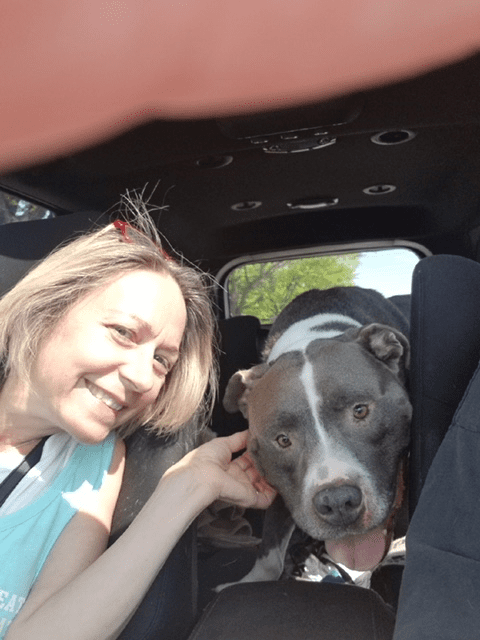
6, 430, 275, 640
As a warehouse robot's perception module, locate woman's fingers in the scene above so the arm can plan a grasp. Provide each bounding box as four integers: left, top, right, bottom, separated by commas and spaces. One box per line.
227, 449, 277, 509
179, 430, 277, 509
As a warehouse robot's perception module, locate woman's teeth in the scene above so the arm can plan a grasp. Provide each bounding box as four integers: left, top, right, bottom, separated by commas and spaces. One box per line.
86, 381, 122, 411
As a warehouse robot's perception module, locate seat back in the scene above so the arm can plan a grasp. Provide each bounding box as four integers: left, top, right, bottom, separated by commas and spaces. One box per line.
111, 427, 198, 640
0, 209, 106, 290
408, 254, 480, 514
212, 315, 263, 437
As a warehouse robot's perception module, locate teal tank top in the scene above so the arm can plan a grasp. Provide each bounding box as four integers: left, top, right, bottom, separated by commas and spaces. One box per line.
0, 433, 116, 638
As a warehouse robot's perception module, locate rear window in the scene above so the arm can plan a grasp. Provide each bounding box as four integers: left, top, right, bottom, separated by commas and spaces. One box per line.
0, 191, 55, 224
226, 248, 420, 324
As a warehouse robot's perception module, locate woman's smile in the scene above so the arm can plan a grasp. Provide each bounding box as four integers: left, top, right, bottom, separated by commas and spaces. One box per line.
84, 380, 124, 412
0, 269, 187, 444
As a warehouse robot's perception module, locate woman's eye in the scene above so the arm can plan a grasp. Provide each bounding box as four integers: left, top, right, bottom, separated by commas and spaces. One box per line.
154, 354, 171, 374
353, 404, 369, 420
112, 325, 133, 340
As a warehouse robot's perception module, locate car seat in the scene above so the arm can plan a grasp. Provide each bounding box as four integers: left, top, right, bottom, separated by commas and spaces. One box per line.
212, 316, 263, 438
393, 254, 480, 639
0, 211, 199, 640
407, 254, 480, 514
110, 427, 198, 640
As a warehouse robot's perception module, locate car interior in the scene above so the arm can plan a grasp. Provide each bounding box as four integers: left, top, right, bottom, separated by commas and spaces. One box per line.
2, 45, 480, 639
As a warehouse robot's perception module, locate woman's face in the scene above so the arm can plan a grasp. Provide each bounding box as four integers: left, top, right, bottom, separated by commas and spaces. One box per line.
24, 269, 187, 443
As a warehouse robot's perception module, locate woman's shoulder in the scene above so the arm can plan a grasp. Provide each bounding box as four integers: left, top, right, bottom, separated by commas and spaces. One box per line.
61, 432, 123, 491
67, 435, 125, 527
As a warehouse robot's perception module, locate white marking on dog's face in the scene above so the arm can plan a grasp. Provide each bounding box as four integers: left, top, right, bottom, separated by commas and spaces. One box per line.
295, 354, 383, 538
300, 359, 330, 455
267, 313, 361, 363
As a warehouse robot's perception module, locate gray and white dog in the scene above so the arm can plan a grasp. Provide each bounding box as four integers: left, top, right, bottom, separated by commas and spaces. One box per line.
222, 287, 412, 583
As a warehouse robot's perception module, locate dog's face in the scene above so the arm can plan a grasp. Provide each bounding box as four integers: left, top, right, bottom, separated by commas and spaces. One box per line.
224, 324, 412, 543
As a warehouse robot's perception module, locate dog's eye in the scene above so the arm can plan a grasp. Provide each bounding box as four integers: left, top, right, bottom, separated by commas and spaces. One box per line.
353, 404, 369, 419
276, 434, 292, 448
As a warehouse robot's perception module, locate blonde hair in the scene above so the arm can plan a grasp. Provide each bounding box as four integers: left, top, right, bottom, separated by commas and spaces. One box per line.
0, 199, 217, 437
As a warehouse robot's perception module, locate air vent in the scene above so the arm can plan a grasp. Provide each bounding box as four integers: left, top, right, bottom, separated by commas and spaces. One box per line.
371, 130, 416, 145
363, 184, 397, 195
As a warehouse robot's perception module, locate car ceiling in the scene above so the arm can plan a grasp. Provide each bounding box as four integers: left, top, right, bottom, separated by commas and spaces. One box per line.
2, 53, 480, 272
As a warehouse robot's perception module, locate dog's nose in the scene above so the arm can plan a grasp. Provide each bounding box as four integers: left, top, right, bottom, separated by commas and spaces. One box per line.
313, 484, 363, 526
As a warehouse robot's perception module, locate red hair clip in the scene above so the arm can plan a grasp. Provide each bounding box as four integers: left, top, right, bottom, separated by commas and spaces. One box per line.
113, 219, 175, 262
160, 247, 174, 262
113, 219, 133, 243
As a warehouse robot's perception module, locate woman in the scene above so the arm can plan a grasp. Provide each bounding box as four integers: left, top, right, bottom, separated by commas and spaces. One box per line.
0, 204, 276, 640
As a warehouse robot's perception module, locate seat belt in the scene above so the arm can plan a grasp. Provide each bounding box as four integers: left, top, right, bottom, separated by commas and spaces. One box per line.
0, 437, 49, 508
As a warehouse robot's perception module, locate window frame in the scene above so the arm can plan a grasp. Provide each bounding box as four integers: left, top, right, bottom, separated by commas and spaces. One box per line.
217, 239, 431, 321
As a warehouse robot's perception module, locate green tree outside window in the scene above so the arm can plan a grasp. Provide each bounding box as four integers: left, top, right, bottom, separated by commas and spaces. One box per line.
228, 254, 359, 324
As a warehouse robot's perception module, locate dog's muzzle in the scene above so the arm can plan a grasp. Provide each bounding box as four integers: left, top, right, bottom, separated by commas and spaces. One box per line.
313, 484, 363, 527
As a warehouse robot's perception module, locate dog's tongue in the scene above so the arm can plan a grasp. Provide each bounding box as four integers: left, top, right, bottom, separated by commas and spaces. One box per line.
325, 526, 390, 571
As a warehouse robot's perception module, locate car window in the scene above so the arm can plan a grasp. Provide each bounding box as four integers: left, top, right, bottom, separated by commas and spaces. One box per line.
0, 190, 55, 224
226, 248, 420, 324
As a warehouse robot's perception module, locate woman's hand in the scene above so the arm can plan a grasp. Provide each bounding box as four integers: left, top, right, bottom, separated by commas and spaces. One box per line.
7, 431, 275, 640
164, 430, 277, 511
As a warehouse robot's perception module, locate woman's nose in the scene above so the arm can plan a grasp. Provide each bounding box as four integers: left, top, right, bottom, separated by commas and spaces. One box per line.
119, 347, 156, 394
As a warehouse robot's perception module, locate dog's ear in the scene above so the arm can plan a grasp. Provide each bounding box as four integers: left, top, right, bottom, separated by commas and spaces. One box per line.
356, 323, 410, 381
223, 364, 269, 419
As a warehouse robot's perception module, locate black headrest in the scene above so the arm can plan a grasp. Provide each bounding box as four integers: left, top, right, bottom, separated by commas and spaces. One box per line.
388, 294, 411, 324
0, 210, 106, 296
409, 254, 480, 513
212, 315, 262, 436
